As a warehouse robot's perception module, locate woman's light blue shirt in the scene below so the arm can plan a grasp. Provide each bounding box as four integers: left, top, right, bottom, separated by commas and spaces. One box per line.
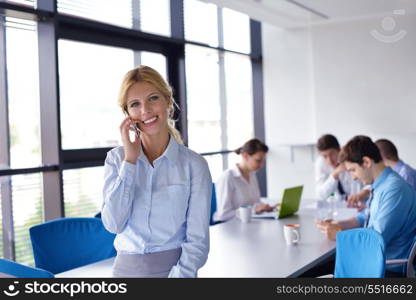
102, 136, 212, 277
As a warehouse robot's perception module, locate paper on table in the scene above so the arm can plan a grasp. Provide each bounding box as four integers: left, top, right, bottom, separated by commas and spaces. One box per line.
251, 210, 278, 219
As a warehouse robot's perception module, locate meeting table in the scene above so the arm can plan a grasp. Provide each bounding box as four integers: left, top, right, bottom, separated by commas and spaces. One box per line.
56, 206, 357, 278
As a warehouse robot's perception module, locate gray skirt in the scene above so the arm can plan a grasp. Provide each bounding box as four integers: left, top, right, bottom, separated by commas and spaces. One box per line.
112, 248, 182, 278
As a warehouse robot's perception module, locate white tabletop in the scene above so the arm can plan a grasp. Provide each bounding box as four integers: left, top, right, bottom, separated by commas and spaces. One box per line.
199, 209, 336, 278
56, 208, 356, 278
56, 257, 115, 278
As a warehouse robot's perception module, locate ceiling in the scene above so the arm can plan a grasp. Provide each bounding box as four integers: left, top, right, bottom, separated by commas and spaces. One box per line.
202, 0, 416, 28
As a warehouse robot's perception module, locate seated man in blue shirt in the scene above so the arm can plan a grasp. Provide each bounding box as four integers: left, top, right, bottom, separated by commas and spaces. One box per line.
375, 138, 416, 190
316, 135, 416, 277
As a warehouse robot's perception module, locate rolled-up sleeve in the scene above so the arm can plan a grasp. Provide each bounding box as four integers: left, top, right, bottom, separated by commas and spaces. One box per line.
101, 150, 136, 234
168, 156, 212, 278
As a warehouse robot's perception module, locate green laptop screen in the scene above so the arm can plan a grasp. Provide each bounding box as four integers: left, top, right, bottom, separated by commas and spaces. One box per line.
278, 186, 303, 219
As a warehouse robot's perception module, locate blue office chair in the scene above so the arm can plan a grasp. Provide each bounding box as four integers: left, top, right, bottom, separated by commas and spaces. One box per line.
29, 217, 116, 274
210, 183, 223, 225
0, 258, 54, 278
386, 236, 416, 277
334, 228, 386, 278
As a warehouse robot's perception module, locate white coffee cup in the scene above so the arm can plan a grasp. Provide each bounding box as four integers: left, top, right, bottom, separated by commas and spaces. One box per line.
283, 224, 300, 245
237, 206, 252, 223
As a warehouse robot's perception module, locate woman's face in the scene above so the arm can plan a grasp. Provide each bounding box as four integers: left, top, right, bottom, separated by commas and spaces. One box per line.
242, 151, 267, 172
125, 81, 169, 137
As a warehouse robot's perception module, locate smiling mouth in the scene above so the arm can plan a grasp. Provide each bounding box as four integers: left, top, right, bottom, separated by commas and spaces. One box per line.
142, 116, 158, 125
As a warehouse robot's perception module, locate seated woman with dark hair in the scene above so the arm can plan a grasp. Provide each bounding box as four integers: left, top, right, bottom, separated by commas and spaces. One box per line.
213, 138, 274, 222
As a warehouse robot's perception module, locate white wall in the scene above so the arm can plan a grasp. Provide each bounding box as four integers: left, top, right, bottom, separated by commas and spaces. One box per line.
262, 24, 316, 202
312, 15, 416, 165
262, 13, 416, 202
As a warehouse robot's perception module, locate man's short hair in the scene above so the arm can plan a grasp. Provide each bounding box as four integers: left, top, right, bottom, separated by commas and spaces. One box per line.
375, 139, 399, 161
317, 134, 340, 151
339, 135, 382, 165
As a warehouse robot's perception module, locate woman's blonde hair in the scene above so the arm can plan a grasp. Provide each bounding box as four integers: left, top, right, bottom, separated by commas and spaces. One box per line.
118, 65, 183, 144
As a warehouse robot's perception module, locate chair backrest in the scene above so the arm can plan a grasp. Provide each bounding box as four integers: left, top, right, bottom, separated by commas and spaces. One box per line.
30, 217, 116, 274
335, 228, 385, 278
210, 183, 217, 225
406, 237, 416, 277
0, 258, 54, 278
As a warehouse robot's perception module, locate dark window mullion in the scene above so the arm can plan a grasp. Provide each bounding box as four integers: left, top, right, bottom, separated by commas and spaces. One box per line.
168, 0, 187, 145
250, 19, 267, 197
37, 0, 64, 220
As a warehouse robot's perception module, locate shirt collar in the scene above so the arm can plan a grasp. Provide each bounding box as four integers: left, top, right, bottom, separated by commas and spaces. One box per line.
392, 160, 404, 172
138, 135, 179, 164
372, 167, 392, 190
231, 164, 243, 178
231, 164, 255, 179
162, 135, 179, 162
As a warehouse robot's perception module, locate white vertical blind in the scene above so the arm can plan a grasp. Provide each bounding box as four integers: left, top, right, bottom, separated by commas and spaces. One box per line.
6, 0, 34, 7
58, 0, 133, 28
12, 173, 44, 266
63, 167, 104, 218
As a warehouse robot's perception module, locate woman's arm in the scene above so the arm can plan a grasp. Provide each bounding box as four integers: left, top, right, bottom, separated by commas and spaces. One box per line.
168, 156, 212, 278
101, 150, 136, 234
102, 117, 141, 234
215, 172, 237, 221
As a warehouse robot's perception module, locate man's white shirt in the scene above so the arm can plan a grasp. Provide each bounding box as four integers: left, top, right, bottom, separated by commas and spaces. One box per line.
315, 156, 363, 200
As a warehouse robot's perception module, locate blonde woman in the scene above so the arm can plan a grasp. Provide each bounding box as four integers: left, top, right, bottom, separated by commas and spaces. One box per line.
214, 138, 273, 222
102, 66, 212, 277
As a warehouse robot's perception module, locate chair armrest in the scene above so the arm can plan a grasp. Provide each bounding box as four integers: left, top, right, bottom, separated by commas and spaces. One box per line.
386, 259, 408, 265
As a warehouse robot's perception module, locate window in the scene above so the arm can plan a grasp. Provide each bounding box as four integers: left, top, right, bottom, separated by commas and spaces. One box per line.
224, 52, 254, 150
204, 154, 223, 182
140, 51, 167, 80
12, 173, 43, 266
185, 44, 221, 153
227, 151, 240, 172
63, 167, 104, 218
58, 0, 133, 28
5, 0, 34, 7
58, 40, 168, 150
58, 40, 134, 149
57, 0, 171, 36
6, 18, 41, 169
1, 16, 43, 265
222, 8, 251, 53
139, 0, 170, 36
184, 2, 255, 179
184, 0, 218, 47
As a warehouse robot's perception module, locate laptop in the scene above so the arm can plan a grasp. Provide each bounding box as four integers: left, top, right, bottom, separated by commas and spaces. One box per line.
252, 185, 303, 219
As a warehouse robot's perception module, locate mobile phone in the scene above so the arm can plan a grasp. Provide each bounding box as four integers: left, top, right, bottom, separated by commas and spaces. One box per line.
133, 122, 140, 138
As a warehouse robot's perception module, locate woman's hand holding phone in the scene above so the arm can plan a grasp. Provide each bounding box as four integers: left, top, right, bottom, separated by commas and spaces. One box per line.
120, 117, 141, 164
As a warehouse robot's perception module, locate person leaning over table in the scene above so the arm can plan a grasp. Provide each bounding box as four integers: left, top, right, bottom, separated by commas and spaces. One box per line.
316, 135, 416, 277
213, 138, 275, 222
101, 65, 212, 278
